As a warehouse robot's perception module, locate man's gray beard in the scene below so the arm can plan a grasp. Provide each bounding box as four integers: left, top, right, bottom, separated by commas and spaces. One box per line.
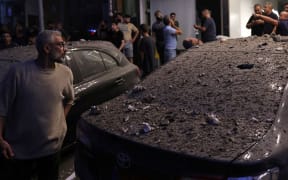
50, 51, 65, 63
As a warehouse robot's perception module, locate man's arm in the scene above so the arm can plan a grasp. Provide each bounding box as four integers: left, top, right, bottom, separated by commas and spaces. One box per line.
255, 14, 279, 26
171, 20, 182, 35
64, 104, 72, 117
119, 40, 125, 51
194, 24, 207, 32
0, 116, 14, 159
246, 15, 254, 29
132, 30, 139, 43
131, 24, 139, 43
119, 32, 125, 51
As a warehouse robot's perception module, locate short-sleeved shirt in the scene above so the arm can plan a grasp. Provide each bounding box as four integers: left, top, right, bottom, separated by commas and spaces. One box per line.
152, 21, 165, 43
118, 23, 138, 41
247, 15, 264, 36
276, 19, 288, 36
201, 18, 217, 43
263, 12, 278, 34
163, 25, 177, 50
109, 30, 124, 49
0, 60, 74, 159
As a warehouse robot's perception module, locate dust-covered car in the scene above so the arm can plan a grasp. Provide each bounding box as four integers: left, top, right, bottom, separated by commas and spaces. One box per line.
76, 36, 288, 179
0, 41, 140, 149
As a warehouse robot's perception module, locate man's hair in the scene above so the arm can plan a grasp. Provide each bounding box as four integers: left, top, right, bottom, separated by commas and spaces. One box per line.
112, 20, 119, 25
163, 15, 170, 25
140, 24, 150, 33
202, 9, 211, 14
254, 4, 262, 9
265, 2, 273, 9
170, 12, 176, 16
154, 10, 162, 17
36, 30, 61, 53
284, 2, 288, 7
124, 14, 131, 18
183, 40, 193, 49
116, 12, 123, 17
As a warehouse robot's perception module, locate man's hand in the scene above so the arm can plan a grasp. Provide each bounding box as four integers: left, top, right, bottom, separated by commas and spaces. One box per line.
170, 20, 175, 27
0, 139, 14, 159
194, 24, 200, 29
253, 13, 261, 18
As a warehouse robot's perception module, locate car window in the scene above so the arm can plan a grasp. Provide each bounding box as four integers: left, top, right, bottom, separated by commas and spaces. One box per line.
63, 53, 81, 85
101, 52, 118, 70
73, 50, 106, 79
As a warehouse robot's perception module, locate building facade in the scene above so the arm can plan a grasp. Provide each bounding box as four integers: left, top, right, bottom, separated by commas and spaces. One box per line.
1, 0, 287, 39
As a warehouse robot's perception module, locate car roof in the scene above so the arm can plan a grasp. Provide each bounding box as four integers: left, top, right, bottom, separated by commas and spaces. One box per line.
82, 36, 288, 161
0, 40, 118, 62
0, 40, 124, 82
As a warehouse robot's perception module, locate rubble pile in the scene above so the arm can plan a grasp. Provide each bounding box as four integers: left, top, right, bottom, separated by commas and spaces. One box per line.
82, 36, 288, 160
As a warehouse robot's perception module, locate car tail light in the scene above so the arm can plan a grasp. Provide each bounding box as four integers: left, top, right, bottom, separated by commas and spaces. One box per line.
227, 167, 280, 180
180, 168, 280, 180
180, 176, 225, 180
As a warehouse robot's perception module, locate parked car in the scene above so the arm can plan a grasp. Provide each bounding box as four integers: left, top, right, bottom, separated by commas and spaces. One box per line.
76, 36, 288, 179
0, 41, 140, 149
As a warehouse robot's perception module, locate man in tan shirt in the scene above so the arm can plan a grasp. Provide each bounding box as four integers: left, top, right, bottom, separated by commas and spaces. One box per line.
118, 14, 139, 63
0, 30, 74, 180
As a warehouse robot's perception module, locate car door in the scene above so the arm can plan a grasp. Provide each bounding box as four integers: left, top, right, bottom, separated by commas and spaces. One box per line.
63, 49, 108, 147
98, 51, 137, 99
71, 49, 137, 116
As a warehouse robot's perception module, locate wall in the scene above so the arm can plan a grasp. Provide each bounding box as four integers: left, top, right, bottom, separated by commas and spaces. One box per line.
229, 0, 278, 38
139, 0, 147, 24
24, 0, 39, 26
150, 0, 196, 49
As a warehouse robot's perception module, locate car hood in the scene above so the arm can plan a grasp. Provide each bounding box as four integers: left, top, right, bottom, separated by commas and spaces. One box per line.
82, 36, 288, 162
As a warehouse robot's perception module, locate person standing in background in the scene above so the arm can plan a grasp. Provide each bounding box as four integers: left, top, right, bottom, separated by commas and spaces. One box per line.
97, 20, 109, 41
118, 14, 139, 63
262, 2, 278, 34
194, 9, 217, 43
163, 15, 182, 63
109, 21, 125, 51
284, 2, 288, 12
170, 12, 180, 41
246, 4, 265, 36
0, 31, 18, 49
152, 10, 165, 65
170, 12, 179, 28
139, 24, 156, 78
255, 10, 288, 36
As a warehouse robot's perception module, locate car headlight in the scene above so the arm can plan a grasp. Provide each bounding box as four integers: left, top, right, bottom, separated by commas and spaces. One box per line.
228, 167, 279, 180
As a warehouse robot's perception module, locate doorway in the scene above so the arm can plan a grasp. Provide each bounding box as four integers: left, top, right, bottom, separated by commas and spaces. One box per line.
196, 0, 229, 36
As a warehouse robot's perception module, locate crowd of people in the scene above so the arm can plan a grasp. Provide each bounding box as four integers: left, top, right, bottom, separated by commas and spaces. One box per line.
104, 9, 217, 78
0, 21, 70, 50
0, 22, 39, 49
3, 2, 288, 79
0, 9, 218, 78
246, 2, 288, 36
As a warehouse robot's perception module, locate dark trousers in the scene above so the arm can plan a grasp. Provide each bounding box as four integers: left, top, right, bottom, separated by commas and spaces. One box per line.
156, 42, 165, 65
0, 152, 60, 180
